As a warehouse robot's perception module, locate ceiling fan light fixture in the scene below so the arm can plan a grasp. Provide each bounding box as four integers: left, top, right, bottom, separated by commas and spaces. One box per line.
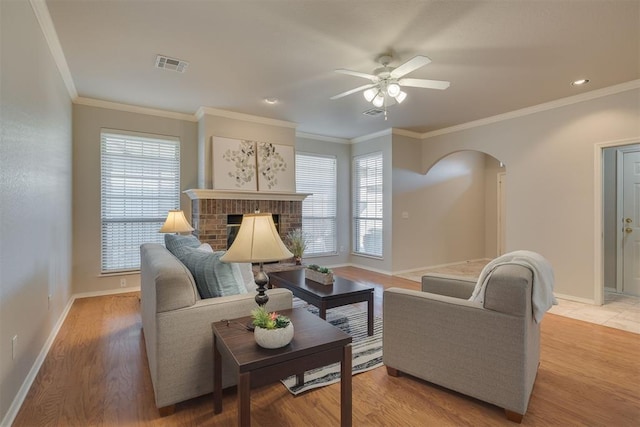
363, 88, 377, 102
387, 82, 401, 97
395, 91, 407, 104
372, 93, 385, 108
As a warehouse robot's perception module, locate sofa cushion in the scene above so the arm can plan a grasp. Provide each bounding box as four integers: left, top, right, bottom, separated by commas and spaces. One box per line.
164, 233, 201, 257
176, 247, 248, 299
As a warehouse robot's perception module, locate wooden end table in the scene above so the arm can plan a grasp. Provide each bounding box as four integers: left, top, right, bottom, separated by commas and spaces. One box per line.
269, 269, 375, 336
212, 308, 353, 426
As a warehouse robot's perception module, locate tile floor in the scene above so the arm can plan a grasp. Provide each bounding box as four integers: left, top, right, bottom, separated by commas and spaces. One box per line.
396, 261, 640, 335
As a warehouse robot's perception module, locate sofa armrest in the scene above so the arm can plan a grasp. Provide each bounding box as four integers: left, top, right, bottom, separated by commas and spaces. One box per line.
421, 274, 477, 299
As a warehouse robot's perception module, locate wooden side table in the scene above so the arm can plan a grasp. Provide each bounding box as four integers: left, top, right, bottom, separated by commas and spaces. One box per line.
212, 308, 353, 426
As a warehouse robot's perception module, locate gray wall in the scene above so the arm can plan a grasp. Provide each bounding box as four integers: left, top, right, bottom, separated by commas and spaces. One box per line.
72, 104, 198, 294
421, 89, 640, 302
295, 136, 351, 266
0, 0, 73, 422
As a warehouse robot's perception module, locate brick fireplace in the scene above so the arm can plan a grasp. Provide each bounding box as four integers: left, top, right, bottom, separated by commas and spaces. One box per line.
184, 190, 307, 251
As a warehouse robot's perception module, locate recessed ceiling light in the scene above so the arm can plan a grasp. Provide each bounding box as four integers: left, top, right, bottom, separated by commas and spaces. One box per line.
571, 79, 590, 86
264, 97, 279, 104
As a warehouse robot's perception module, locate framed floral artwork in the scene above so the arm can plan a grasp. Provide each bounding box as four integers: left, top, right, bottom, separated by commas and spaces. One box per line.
212, 137, 257, 191
256, 142, 295, 192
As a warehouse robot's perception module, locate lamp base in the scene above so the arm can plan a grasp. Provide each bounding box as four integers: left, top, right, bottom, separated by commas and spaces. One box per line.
254, 265, 269, 306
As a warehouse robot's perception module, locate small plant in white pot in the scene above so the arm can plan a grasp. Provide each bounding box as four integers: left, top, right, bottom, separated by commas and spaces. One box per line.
286, 228, 308, 265
251, 306, 294, 349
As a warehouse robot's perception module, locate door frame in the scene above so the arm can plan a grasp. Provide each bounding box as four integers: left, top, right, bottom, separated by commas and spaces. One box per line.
497, 172, 506, 256
616, 146, 640, 293
595, 138, 640, 305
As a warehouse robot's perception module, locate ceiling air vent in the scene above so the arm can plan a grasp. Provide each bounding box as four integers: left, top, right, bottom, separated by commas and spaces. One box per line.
155, 55, 189, 73
362, 108, 385, 117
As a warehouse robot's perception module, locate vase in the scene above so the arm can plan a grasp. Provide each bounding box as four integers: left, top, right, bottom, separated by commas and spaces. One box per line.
254, 322, 294, 349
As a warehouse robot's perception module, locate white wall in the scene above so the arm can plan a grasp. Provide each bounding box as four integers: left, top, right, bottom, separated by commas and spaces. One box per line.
0, 0, 73, 422
421, 87, 640, 302
72, 104, 198, 294
392, 133, 496, 272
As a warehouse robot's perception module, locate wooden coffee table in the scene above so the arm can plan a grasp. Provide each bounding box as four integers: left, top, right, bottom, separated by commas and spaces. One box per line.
212, 308, 352, 426
269, 269, 375, 336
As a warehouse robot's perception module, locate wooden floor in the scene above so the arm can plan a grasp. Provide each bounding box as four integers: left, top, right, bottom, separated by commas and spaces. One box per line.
13, 267, 640, 426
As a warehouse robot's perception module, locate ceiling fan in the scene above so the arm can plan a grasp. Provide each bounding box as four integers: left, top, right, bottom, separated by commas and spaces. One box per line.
330, 54, 450, 112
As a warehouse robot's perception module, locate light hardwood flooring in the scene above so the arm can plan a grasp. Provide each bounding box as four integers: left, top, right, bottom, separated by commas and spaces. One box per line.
12, 267, 640, 426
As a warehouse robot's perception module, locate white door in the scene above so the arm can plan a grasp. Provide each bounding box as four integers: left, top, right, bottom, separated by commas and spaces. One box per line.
622, 151, 640, 296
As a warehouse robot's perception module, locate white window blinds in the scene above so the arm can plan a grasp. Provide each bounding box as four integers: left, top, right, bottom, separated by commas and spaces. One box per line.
353, 152, 383, 257
295, 153, 337, 256
101, 131, 180, 272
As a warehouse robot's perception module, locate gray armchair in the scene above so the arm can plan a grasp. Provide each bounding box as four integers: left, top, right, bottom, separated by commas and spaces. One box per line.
383, 264, 539, 423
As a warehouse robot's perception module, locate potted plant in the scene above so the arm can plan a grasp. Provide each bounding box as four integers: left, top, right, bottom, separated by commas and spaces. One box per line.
305, 264, 334, 285
251, 306, 294, 349
286, 228, 308, 265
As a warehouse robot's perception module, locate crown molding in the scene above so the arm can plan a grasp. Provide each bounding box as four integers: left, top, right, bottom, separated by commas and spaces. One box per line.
196, 106, 297, 129
74, 97, 197, 122
29, 0, 77, 99
391, 128, 423, 139
296, 132, 350, 144
421, 79, 640, 140
350, 128, 393, 144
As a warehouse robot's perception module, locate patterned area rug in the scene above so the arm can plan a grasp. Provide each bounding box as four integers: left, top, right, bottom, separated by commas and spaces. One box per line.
281, 300, 383, 395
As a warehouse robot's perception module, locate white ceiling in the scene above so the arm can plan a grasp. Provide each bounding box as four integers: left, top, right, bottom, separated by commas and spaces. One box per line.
45, 0, 639, 140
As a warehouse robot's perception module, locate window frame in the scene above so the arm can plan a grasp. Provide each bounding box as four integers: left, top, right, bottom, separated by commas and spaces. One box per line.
100, 129, 181, 273
352, 151, 383, 258
295, 151, 338, 257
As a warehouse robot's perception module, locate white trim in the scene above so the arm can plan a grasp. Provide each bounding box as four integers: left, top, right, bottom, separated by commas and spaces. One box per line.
391, 128, 423, 139
29, 0, 77, 99
594, 137, 640, 307
392, 258, 491, 276
554, 293, 596, 305
296, 132, 350, 144
0, 286, 142, 426
1, 294, 75, 427
422, 80, 640, 140
196, 106, 297, 129
183, 189, 310, 201
75, 97, 197, 122
351, 128, 392, 144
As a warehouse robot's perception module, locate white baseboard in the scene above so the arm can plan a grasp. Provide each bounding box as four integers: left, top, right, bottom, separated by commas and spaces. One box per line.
1, 294, 75, 427
1, 285, 142, 427
392, 258, 491, 276
348, 262, 392, 276
554, 293, 596, 305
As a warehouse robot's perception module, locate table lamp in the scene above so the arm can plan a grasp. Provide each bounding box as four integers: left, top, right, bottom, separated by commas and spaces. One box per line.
221, 212, 293, 306
159, 209, 194, 234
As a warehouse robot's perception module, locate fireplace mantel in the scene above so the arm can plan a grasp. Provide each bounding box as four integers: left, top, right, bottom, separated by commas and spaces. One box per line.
184, 189, 310, 201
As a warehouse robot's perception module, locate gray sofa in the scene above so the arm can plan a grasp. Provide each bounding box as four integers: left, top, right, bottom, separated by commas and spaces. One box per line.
140, 243, 293, 414
383, 265, 539, 423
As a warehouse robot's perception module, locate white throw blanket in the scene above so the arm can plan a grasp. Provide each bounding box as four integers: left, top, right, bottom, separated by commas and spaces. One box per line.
470, 250, 557, 323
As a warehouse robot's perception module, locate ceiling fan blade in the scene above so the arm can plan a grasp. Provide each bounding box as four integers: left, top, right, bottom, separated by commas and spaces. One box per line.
330, 83, 377, 100
399, 78, 450, 90
390, 55, 432, 79
335, 69, 378, 81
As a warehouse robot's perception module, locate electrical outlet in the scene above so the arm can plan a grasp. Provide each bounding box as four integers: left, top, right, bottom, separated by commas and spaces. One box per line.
120, 278, 127, 288
48, 294, 52, 310
12, 335, 17, 360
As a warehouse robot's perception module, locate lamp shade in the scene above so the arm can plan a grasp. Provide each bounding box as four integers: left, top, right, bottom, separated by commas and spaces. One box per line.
220, 213, 293, 263
159, 210, 194, 233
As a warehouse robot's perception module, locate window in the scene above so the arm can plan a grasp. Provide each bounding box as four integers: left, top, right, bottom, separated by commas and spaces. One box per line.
353, 152, 383, 257
101, 131, 180, 272
296, 153, 337, 256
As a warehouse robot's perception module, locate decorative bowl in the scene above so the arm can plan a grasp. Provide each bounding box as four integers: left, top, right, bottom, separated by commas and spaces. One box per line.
254, 322, 294, 349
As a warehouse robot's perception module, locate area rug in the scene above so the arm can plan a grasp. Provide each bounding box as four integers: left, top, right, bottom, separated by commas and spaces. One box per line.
281, 301, 383, 395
